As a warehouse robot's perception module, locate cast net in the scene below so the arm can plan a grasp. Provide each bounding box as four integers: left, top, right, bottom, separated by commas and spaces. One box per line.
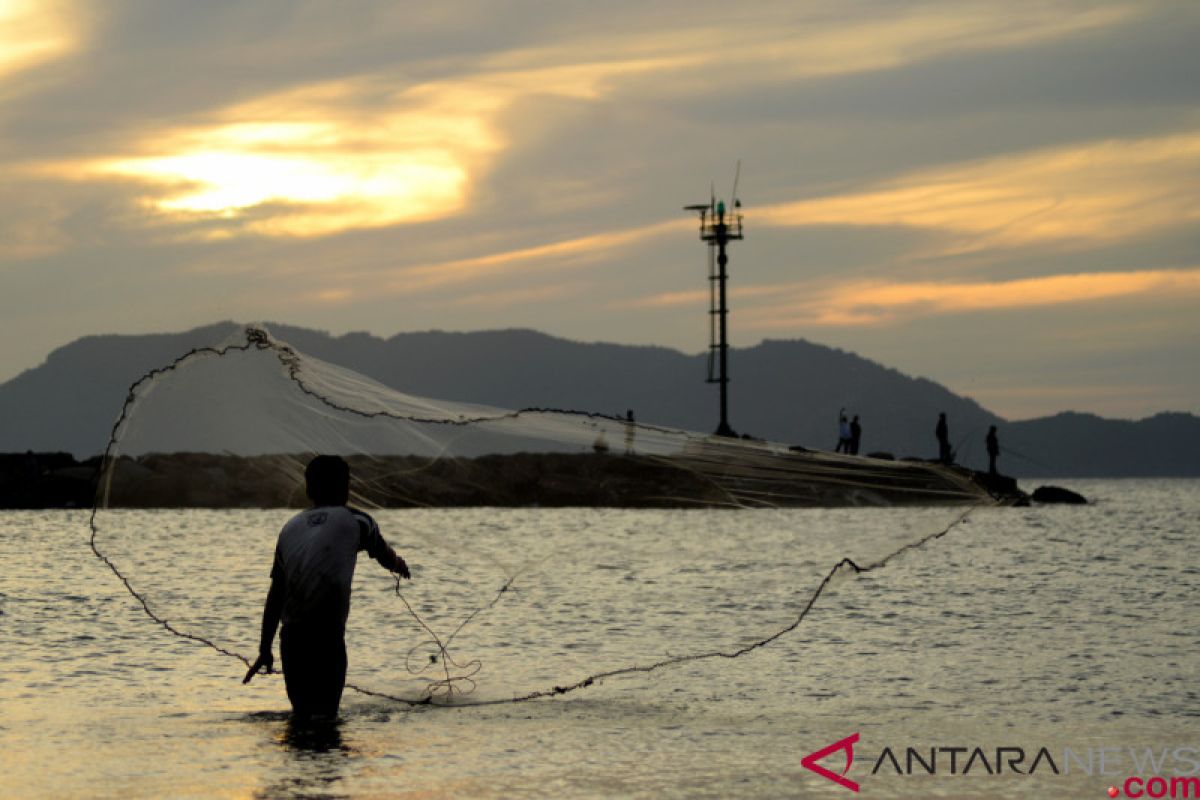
89, 325, 994, 706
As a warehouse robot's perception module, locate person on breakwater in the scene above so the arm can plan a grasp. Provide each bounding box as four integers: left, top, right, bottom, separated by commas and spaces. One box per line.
624, 409, 636, 454
936, 412, 952, 464
850, 415, 862, 455
986, 425, 1000, 475
835, 409, 852, 453
245, 455, 410, 720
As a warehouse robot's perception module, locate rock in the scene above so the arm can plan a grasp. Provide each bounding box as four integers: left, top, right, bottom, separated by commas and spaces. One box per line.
1032, 485, 1087, 505
974, 470, 1021, 496
966, 470, 1029, 505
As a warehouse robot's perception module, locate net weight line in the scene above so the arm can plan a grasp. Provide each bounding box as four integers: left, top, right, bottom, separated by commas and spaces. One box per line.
90, 495, 972, 708
399, 507, 975, 707
87, 324, 980, 708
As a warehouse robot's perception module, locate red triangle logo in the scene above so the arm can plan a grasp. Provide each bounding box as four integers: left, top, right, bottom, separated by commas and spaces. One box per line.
801, 732, 860, 792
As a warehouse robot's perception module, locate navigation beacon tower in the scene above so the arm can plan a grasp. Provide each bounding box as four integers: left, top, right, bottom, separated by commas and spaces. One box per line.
685, 171, 743, 438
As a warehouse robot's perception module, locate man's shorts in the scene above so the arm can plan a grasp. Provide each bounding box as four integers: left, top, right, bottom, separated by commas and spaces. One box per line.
280, 624, 347, 719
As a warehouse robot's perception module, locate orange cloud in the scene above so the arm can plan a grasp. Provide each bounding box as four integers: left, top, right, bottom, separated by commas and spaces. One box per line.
623, 282, 792, 310
745, 267, 1200, 327
442, 283, 584, 309
757, 132, 1200, 255
236, 218, 690, 309
302, 288, 354, 306
385, 219, 691, 292
0, 0, 76, 86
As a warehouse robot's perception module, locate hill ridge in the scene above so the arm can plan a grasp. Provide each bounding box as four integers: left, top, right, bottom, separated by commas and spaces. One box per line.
1, 323, 1196, 477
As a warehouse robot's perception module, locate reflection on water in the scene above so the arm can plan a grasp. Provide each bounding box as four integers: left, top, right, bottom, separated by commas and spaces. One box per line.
256, 717, 355, 800
279, 717, 349, 754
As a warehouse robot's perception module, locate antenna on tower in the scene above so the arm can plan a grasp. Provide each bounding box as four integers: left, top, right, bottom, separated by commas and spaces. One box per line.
683, 165, 745, 438
730, 159, 741, 209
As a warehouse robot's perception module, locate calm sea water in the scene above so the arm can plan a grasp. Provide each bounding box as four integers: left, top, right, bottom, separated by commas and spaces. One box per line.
2, 479, 1198, 799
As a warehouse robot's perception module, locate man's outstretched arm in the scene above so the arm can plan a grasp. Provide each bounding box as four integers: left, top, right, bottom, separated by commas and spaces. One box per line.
243, 576, 284, 683
352, 508, 411, 579
374, 540, 411, 579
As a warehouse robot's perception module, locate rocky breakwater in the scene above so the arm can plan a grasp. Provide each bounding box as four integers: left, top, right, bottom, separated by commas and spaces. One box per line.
3, 446, 1035, 509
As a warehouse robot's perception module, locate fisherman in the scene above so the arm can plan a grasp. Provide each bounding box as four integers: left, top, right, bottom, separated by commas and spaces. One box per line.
936, 412, 952, 464
835, 409, 852, 453
986, 425, 1000, 475
624, 409, 636, 454
245, 455, 410, 720
850, 415, 862, 456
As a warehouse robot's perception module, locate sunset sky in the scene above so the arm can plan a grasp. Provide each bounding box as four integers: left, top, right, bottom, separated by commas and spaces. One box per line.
2, 0, 1197, 419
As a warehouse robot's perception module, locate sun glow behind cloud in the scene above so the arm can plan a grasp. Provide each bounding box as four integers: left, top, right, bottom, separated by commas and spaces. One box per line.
64, 55, 683, 239
102, 148, 466, 233
89, 115, 473, 238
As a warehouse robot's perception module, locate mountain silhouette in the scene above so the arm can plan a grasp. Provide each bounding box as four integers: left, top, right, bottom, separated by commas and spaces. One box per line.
0, 322, 1195, 477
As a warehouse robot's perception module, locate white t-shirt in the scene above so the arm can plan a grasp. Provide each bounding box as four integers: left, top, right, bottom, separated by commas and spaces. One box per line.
271, 506, 392, 631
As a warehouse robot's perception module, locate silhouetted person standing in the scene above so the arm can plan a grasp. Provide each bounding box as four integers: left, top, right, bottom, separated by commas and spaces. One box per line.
246, 455, 410, 720
986, 425, 1000, 475
835, 409, 851, 453
624, 409, 636, 454
935, 412, 952, 464
849, 415, 862, 456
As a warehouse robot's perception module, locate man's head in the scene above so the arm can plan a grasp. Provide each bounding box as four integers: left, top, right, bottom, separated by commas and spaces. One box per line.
305, 455, 350, 506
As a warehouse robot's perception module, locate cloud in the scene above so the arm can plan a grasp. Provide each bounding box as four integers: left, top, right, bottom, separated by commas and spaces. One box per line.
37, 79, 490, 237
744, 267, 1200, 327
187, 217, 692, 314
0, 0, 77, 87
0, 180, 71, 260
755, 130, 1200, 257
15, 0, 1144, 244
488, 1, 1137, 87
31, 53, 695, 240
386, 219, 690, 292
438, 282, 584, 309
622, 282, 789, 311
626, 264, 1200, 326
1, 0, 1197, 419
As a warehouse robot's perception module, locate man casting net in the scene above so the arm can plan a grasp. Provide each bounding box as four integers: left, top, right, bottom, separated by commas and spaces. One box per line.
90, 325, 995, 707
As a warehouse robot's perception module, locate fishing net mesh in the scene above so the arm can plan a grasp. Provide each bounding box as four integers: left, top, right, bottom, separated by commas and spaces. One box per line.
89, 325, 991, 706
